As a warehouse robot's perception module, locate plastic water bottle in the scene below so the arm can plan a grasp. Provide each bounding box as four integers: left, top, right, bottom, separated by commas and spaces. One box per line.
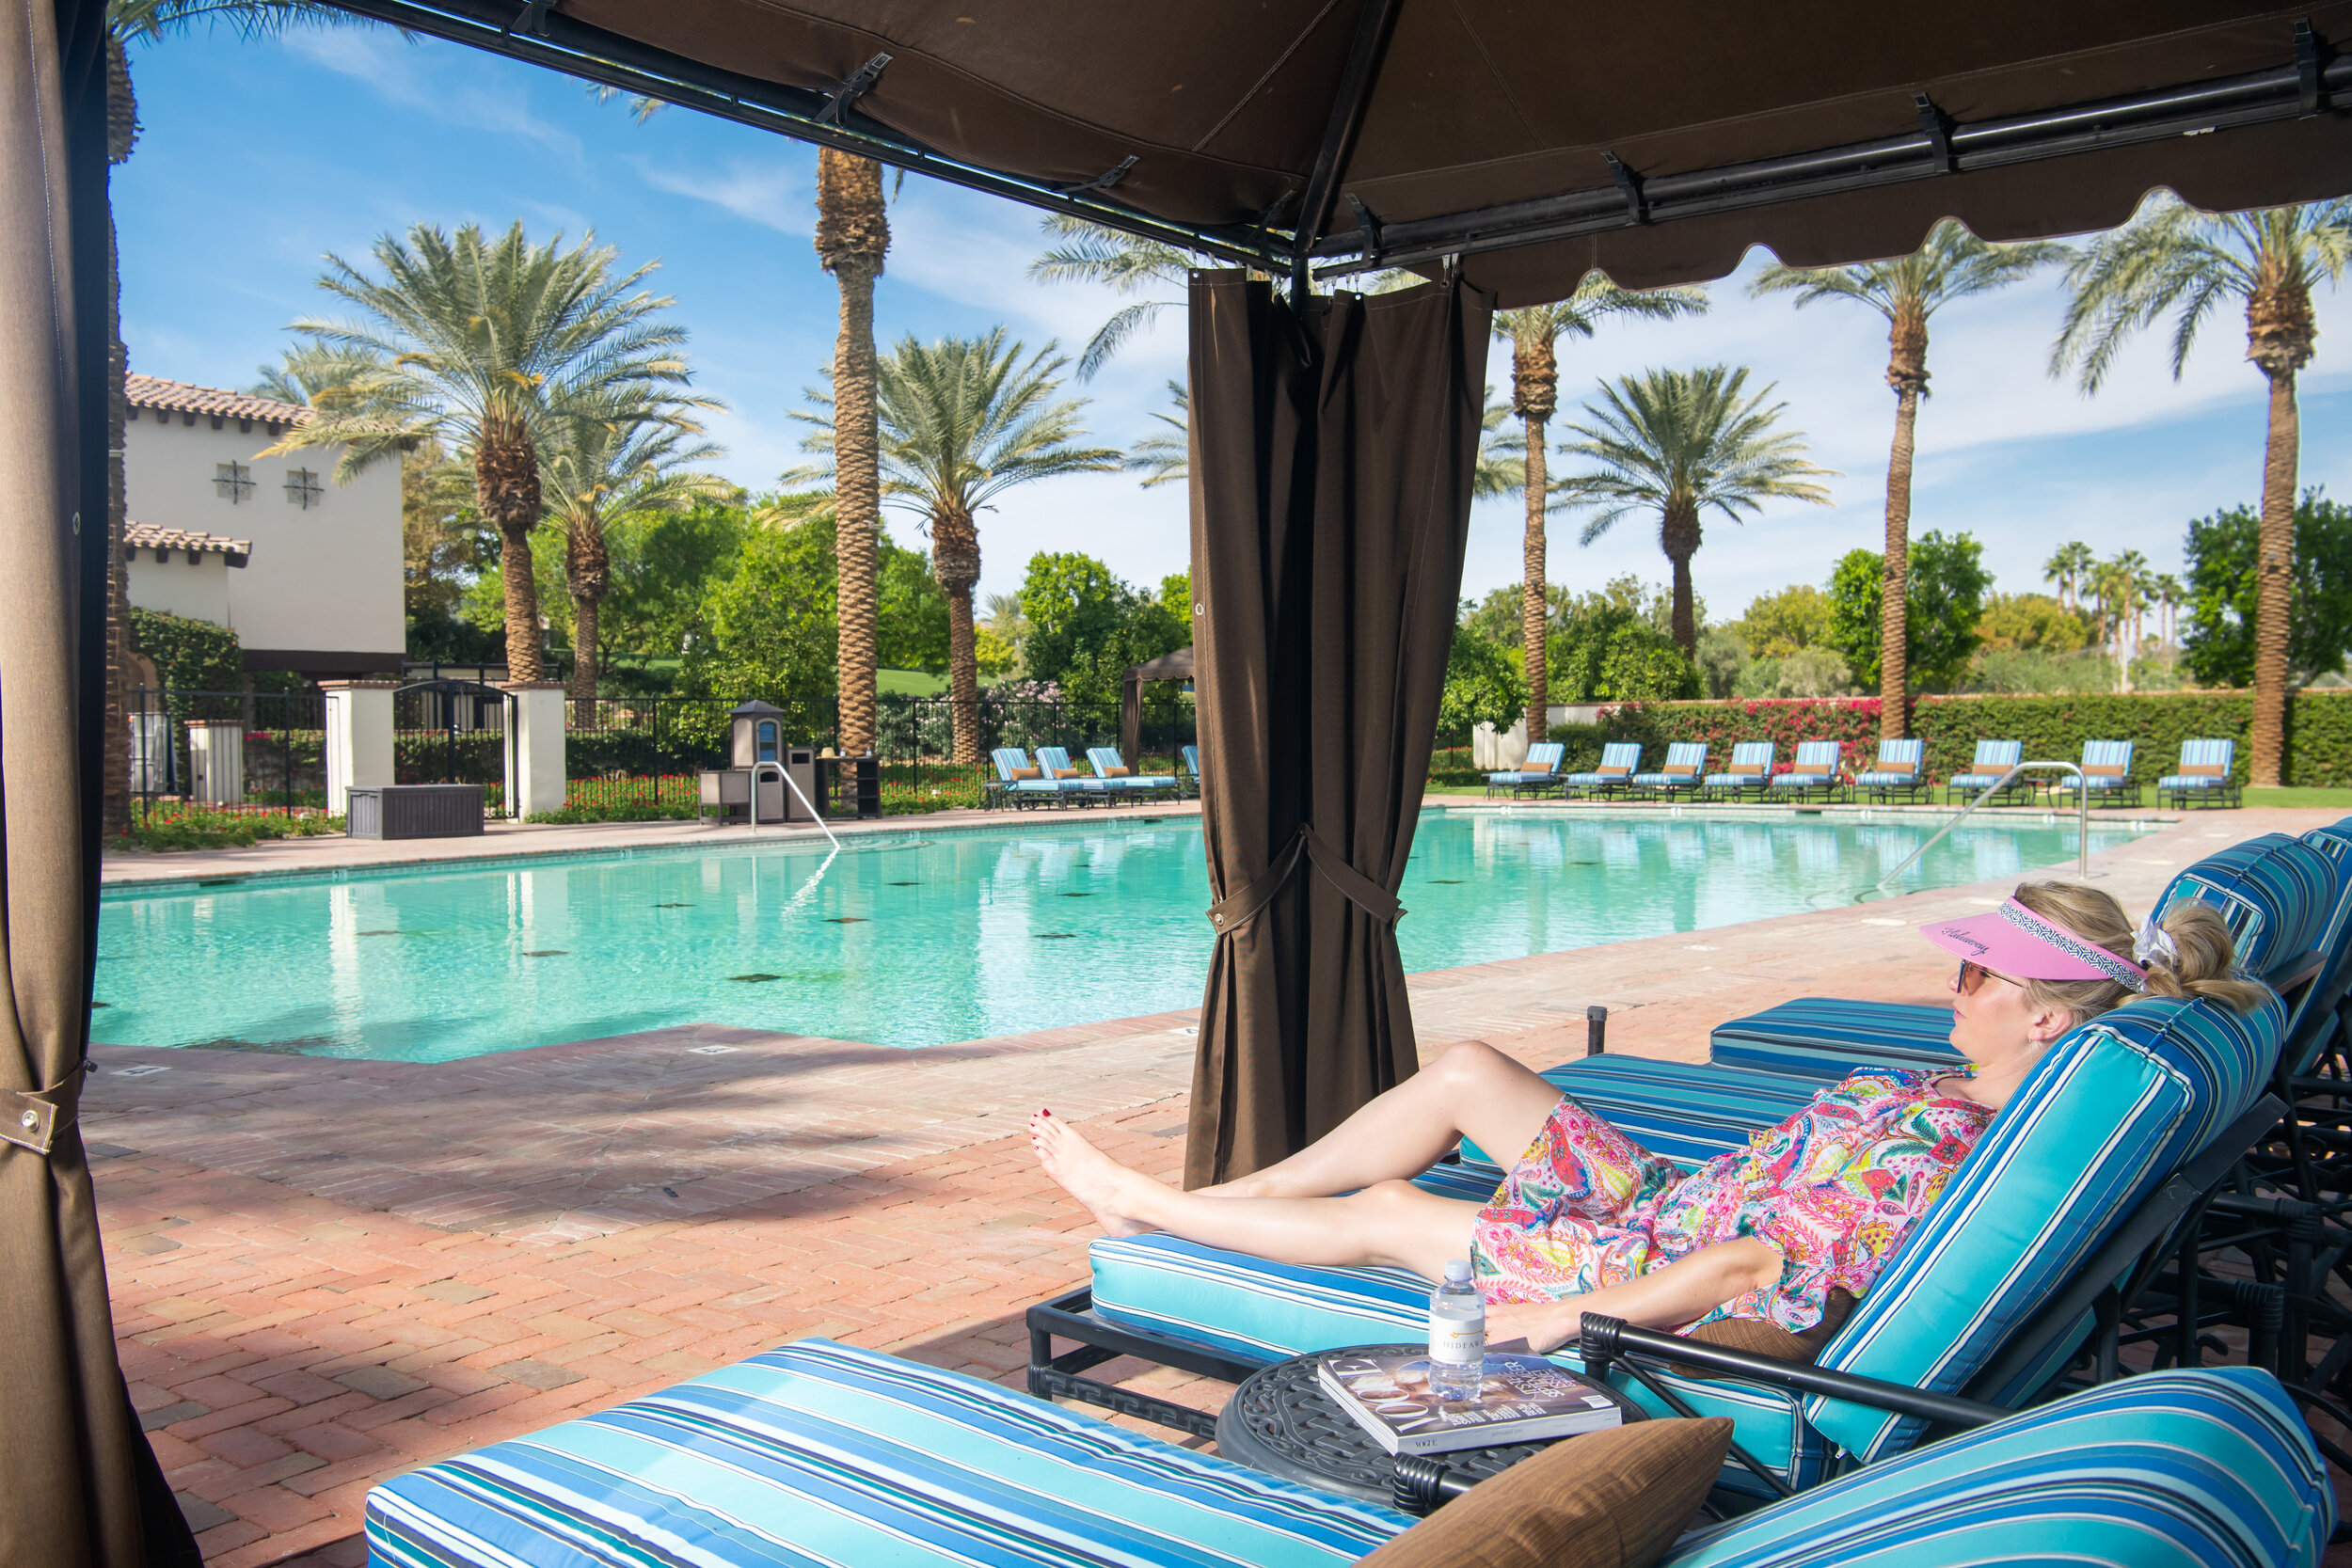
1427, 1259, 1486, 1402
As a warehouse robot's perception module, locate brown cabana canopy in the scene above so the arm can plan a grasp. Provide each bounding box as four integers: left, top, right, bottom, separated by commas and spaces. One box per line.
1120, 645, 1193, 768
10, 6, 2352, 1556
333, 2, 2352, 304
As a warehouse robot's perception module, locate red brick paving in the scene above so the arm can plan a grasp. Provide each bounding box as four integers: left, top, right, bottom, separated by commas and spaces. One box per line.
86, 806, 2345, 1564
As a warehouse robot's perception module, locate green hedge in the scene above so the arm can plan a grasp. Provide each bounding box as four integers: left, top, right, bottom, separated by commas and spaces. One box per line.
1559, 690, 2352, 787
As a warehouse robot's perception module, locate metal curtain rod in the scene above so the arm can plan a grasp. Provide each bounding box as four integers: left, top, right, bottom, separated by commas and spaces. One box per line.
1288, 0, 1406, 304
318, 0, 1285, 271
1316, 36, 2352, 278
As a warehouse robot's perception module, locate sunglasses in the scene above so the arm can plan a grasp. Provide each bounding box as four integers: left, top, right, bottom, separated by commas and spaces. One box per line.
1955, 960, 2023, 997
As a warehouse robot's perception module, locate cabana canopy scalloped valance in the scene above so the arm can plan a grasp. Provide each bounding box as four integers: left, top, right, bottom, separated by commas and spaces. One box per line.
326, 0, 2352, 304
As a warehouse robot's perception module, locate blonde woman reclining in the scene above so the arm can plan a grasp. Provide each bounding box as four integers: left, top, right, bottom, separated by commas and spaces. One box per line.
1033, 881, 2264, 1353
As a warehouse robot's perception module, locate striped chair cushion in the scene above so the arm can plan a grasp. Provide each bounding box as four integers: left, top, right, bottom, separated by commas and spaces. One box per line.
1520, 1057, 1819, 1168
1852, 770, 1920, 786
365, 1338, 1408, 1568
1487, 770, 1559, 784
1812, 990, 2280, 1462
1672, 1368, 2331, 1568
2157, 832, 2337, 983
1708, 998, 1963, 1080
2161, 771, 2233, 788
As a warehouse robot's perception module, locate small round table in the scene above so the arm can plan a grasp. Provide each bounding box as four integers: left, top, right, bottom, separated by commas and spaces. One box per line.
1216, 1345, 1640, 1508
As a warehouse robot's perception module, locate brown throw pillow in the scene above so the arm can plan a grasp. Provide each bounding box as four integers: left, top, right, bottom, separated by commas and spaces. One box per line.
1598, 766, 1629, 777
1103, 765, 1132, 777
1358, 1417, 1733, 1568
1049, 768, 1080, 780
1009, 767, 1041, 781
2084, 763, 2127, 777
1664, 764, 1697, 777
2181, 762, 2227, 777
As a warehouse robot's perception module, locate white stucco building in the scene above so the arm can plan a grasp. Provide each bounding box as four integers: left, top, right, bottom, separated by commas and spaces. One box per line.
122, 374, 404, 677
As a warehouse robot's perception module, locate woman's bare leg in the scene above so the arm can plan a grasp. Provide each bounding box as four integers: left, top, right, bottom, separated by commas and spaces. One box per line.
1195, 1040, 1565, 1200
1486, 1237, 1786, 1353
1032, 1112, 1482, 1275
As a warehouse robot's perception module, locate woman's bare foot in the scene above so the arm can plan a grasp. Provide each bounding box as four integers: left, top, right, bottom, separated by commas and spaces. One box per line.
1029, 1110, 1156, 1237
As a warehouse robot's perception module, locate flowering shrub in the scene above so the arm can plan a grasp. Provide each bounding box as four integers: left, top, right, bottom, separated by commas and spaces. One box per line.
121, 805, 343, 851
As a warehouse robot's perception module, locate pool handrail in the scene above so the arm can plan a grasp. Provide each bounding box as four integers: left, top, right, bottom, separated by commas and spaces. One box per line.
1873, 759, 2086, 897
750, 759, 843, 849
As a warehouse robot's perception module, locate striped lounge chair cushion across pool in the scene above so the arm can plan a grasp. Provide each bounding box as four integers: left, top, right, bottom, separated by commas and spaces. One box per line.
2161, 737, 2237, 792
366, 1338, 1409, 1568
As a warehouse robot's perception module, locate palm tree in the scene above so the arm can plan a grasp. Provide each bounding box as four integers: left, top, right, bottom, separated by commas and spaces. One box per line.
2103, 548, 2150, 690
102, 0, 360, 839
795, 329, 1124, 763
1029, 217, 1201, 379
1472, 390, 1525, 502
276, 221, 694, 682
2042, 540, 2093, 612
2153, 571, 2185, 653
1493, 277, 1708, 740
249, 341, 382, 405
1128, 379, 1187, 487
1754, 222, 2064, 736
540, 398, 730, 701
814, 150, 892, 758
2054, 196, 2352, 785
1558, 366, 1836, 655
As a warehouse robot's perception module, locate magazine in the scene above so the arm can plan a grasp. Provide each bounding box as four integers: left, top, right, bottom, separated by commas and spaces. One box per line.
1316, 1350, 1623, 1455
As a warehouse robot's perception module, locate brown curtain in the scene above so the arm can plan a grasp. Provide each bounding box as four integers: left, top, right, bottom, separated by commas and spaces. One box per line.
1, 1, 194, 1564
1184, 270, 1493, 1187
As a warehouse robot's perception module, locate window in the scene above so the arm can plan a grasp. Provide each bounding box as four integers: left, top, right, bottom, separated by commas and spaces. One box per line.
284, 467, 325, 509
214, 462, 254, 502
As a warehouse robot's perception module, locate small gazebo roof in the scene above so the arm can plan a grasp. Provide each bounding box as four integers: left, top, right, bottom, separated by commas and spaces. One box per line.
727, 699, 787, 717
1126, 646, 1195, 683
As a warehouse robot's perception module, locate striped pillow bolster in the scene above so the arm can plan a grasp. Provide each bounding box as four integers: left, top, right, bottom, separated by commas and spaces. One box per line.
1675, 1368, 2330, 1568
367, 1338, 1406, 1568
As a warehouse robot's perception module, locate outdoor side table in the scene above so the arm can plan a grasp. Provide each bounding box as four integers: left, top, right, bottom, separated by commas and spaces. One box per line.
1215, 1344, 1638, 1510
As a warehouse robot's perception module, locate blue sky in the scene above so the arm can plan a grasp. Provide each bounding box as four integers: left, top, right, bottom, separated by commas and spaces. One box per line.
119, 22, 2352, 624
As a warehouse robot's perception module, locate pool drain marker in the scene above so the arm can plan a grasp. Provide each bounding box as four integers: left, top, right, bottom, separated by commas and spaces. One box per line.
654, 902, 691, 908
825, 916, 867, 923
1037, 932, 1075, 940
729, 974, 783, 983
523, 949, 567, 957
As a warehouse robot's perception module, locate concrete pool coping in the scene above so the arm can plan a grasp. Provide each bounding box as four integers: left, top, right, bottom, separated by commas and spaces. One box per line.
100, 792, 2176, 895
84, 804, 2344, 1566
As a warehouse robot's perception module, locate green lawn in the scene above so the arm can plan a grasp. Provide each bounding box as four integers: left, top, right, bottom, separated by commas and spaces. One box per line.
878, 668, 948, 697
2243, 787, 2352, 810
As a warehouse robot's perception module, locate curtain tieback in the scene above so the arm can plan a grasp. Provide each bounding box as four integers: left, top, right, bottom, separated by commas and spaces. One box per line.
2, 1063, 86, 1158
1206, 824, 1404, 933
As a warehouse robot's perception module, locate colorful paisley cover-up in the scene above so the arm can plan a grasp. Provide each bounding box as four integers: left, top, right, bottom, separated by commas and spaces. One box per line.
1471, 1068, 1994, 1334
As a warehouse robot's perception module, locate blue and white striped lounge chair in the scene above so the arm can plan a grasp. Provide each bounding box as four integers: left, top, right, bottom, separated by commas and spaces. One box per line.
991, 747, 1077, 810
1178, 742, 1203, 799
1559, 741, 1641, 800
1705, 740, 1774, 801
1945, 738, 2025, 805
364, 1344, 2330, 1568
1853, 737, 1928, 803
1089, 746, 1179, 799
1769, 739, 1843, 801
2048, 738, 2140, 809
1485, 740, 1565, 799
2161, 737, 2242, 808
1632, 741, 1708, 800
1036, 746, 1113, 804
1066, 980, 2284, 1499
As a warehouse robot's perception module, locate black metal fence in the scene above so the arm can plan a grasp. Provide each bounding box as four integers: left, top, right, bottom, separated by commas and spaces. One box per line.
128, 688, 329, 819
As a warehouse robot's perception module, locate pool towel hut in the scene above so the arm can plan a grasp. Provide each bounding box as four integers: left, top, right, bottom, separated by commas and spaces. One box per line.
11, 12, 2352, 1551
1120, 644, 1193, 777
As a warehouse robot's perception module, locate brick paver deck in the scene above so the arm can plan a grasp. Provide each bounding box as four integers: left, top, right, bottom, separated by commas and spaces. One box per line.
87, 806, 2344, 1564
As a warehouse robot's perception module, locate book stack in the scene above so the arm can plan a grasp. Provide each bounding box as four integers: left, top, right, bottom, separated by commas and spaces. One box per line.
1317, 1349, 1623, 1455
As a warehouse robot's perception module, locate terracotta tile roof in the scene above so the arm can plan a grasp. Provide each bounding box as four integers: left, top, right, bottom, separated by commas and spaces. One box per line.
123, 374, 311, 429
125, 520, 253, 564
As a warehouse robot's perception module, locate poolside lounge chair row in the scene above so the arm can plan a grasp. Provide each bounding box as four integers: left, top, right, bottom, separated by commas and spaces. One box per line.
989, 745, 1199, 808
1485, 736, 2244, 809
368, 828, 2342, 1567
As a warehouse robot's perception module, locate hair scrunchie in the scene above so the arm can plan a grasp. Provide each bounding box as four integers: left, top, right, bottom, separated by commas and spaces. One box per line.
2134, 913, 2182, 972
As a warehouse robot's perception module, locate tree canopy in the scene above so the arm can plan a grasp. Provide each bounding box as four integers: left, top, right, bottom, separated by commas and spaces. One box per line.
1824, 530, 1993, 691
2182, 489, 2352, 688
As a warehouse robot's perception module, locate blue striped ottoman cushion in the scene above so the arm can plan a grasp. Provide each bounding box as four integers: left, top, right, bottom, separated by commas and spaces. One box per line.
365, 1338, 1407, 1568
1673, 1368, 2331, 1568
1707, 998, 1962, 1081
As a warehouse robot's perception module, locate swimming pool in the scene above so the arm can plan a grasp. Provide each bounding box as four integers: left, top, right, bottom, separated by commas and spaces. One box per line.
95, 811, 2153, 1060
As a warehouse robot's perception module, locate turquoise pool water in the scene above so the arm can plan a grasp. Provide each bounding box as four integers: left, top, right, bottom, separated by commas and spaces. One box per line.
95, 811, 2152, 1061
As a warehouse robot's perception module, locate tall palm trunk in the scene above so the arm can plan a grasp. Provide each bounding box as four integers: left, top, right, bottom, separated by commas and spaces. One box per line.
932, 502, 982, 765
1512, 335, 1556, 742
2246, 274, 2312, 789
476, 414, 545, 680
816, 150, 889, 756
1660, 501, 1703, 656
103, 36, 137, 840
564, 523, 608, 703
1879, 303, 1927, 737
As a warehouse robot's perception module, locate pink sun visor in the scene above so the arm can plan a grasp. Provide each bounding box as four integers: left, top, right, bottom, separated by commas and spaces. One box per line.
1920, 897, 2147, 991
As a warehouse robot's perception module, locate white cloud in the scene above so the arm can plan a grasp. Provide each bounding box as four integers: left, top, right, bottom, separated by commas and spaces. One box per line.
633, 157, 810, 237
280, 32, 580, 159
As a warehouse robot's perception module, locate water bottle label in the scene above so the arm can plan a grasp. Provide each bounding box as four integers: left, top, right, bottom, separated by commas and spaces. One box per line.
1428, 1314, 1486, 1366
